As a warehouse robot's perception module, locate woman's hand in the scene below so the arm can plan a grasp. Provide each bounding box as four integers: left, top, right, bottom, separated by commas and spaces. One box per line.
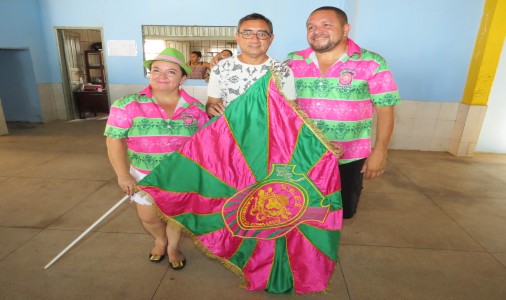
106, 137, 137, 195
118, 173, 137, 196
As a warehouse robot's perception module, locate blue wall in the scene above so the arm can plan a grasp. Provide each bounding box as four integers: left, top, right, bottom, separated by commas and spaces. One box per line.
0, 0, 486, 104
351, 0, 484, 102
0, 49, 41, 122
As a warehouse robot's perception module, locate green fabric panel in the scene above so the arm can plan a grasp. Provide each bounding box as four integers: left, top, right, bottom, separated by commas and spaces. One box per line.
289, 124, 328, 173
313, 118, 371, 142
173, 212, 224, 235
128, 118, 199, 137
112, 94, 142, 109
266, 237, 294, 294
228, 239, 258, 269
359, 49, 387, 71
104, 125, 128, 138
225, 73, 270, 181
139, 153, 237, 198
127, 149, 171, 171
297, 224, 340, 262
372, 91, 401, 106
325, 191, 343, 211
295, 77, 372, 100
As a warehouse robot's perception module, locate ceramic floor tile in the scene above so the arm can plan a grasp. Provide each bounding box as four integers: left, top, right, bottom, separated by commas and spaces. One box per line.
0, 227, 41, 260
388, 154, 505, 198
16, 151, 115, 181
48, 181, 144, 234
492, 252, 506, 267
0, 177, 107, 228
0, 136, 78, 152
341, 192, 484, 251
0, 149, 63, 176
339, 245, 506, 300
362, 164, 421, 194
154, 241, 350, 299
66, 135, 107, 153
0, 230, 166, 300
467, 154, 506, 183
431, 195, 506, 252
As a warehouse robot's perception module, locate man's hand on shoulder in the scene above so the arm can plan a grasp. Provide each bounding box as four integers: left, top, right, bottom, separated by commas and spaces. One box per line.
206, 97, 226, 118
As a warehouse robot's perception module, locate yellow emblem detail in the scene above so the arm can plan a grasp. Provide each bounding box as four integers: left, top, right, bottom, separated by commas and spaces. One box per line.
250, 187, 291, 222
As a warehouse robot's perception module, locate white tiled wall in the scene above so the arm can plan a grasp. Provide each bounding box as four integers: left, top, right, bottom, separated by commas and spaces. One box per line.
449, 104, 487, 156
386, 100, 460, 152
38, 83, 66, 122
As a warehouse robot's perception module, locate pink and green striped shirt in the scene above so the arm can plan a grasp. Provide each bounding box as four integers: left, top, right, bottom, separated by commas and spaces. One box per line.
104, 85, 208, 174
287, 39, 400, 164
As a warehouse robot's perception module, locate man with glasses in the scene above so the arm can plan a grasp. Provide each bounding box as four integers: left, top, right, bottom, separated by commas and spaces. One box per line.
206, 13, 296, 116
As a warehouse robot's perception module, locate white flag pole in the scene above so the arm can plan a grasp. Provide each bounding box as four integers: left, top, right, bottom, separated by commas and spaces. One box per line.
44, 195, 130, 270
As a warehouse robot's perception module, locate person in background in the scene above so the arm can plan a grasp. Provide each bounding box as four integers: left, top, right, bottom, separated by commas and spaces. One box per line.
186, 51, 211, 80
206, 13, 296, 116
104, 48, 209, 269
287, 6, 400, 219
220, 49, 233, 58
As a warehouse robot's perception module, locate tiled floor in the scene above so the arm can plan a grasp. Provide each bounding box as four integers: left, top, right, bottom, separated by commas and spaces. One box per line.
1, 120, 505, 300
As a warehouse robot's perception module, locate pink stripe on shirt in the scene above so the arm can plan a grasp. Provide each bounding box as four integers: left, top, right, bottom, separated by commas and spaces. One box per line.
295, 98, 373, 122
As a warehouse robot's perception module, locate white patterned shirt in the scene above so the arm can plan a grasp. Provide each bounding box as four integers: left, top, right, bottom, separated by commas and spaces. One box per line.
207, 56, 296, 107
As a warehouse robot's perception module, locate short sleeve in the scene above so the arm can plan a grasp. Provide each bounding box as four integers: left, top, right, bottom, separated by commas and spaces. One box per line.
207, 65, 222, 99
104, 99, 132, 138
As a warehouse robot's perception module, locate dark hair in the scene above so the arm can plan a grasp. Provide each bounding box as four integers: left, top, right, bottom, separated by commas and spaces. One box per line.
221, 49, 233, 56
311, 6, 348, 25
237, 13, 273, 34
191, 51, 202, 58
180, 67, 187, 77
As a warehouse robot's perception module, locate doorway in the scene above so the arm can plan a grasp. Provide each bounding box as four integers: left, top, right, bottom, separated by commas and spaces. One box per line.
56, 28, 109, 120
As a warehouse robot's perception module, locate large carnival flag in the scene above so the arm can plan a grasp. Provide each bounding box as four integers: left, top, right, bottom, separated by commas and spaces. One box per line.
137, 71, 343, 294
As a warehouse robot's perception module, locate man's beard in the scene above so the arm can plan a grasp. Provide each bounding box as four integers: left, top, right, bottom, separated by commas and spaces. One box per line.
309, 35, 339, 53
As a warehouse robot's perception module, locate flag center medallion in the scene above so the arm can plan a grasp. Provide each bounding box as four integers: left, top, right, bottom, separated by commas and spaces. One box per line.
222, 164, 327, 239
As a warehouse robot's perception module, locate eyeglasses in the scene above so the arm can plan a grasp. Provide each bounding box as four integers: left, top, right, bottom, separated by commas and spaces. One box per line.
238, 30, 272, 40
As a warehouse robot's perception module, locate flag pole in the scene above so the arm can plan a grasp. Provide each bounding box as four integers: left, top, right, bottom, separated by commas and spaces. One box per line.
44, 195, 130, 270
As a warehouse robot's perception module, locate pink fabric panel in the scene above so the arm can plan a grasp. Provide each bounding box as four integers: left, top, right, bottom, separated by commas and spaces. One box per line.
305, 210, 343, 231
178, 118, 257, 190
288, 59, 319, 77
267, 81, 304, 167
124, 102, 166, 119
127, 136, 188, 154
337, 138, 371, 161
369, 70, 399, 94
143, 187, 225, 215
286, 229, 336, 293
295, 98, 373, 122
331, 59, 378, 81
106, 106, 133, 128
197, 228, 243, 259
307, 151, 341, 195
243, 239, 275, 291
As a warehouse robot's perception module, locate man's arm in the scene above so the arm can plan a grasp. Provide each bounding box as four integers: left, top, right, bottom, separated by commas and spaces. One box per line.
361, 106, 395, 179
